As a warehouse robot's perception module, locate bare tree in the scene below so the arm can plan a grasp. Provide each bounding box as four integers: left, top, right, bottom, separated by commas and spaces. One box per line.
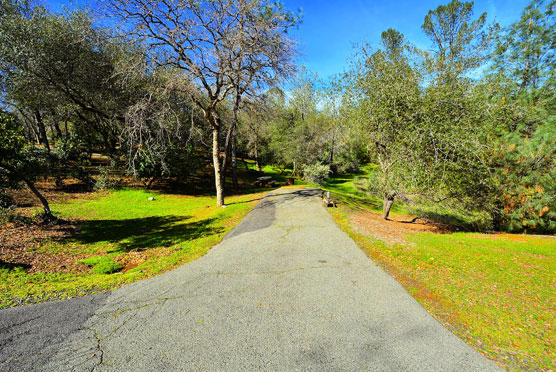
105, 0, 298, 206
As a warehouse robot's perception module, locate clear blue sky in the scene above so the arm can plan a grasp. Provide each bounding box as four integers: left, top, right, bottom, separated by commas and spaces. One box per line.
47, 0, 531, 80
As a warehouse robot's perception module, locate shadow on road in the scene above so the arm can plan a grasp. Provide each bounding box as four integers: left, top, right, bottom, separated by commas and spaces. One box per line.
224, 188, 321, 240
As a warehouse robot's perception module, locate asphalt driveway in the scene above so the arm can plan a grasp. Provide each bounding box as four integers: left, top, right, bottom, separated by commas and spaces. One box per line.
1, 188, 504, 371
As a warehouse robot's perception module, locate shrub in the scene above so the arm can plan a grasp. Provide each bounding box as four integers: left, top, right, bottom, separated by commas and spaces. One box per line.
0, 189, 14, 209
303, 163, 331, 185
72, 166, 94, 189
94, 166, 119, 191
0, 205, 18, 224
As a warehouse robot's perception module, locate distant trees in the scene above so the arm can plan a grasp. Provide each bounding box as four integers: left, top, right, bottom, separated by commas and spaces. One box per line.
344, 30, 422, 219
0, 0, 553, 232
0, 112, 53, 219
106, 0, 299, 206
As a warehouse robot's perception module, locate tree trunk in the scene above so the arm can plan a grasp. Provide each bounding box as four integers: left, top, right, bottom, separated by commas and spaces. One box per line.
254, 142, 262, 172
35, 111, 50, 152
382, 192, 396, 220
212, 127, 225, 207
330, 132, 335, 164
231, 137, 238, 188
491, 200, 504, 231
223, 94, 240, 188
49, 112, 63, 140
23, 178, 54, 219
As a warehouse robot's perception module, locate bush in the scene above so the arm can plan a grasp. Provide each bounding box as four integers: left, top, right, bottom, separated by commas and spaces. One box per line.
94, 166, 119, 191
72, 166, 94, 189
0, 189, 15, 209
0, 205, 18, 224
303, 163, 331, 185
78, 256, 123, 274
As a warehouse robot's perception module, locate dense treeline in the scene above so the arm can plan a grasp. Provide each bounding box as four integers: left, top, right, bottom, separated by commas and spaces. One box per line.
0, 0, 298, 213
248, 0, 555, 232
0, 0, 554, 232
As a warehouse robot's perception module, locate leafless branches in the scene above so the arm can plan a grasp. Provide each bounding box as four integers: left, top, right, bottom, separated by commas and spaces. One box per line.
105, 0, 299, 205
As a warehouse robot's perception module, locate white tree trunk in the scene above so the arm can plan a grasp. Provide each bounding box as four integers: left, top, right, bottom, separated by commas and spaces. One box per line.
212, 128, 225, 206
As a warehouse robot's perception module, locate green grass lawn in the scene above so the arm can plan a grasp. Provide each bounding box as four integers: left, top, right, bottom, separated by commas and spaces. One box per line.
320, 165, 413, 215
0, 189, 266, 307
331, 206, 556, 371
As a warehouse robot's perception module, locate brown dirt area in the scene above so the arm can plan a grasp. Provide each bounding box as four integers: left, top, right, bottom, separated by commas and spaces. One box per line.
1, 180, 163, 275
2, 180, 92, 273
0, 219, 92, 274
348, 209, 457, 246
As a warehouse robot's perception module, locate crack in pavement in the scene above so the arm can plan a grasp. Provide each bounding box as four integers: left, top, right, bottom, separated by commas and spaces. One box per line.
90, 327, 104, 372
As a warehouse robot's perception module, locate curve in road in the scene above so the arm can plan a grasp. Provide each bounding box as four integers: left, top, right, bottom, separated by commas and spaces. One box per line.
1, 188, 504, 371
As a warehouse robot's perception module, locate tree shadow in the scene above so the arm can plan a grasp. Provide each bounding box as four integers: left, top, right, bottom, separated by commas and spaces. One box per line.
409, 210, 478, 232
66, 216, 223, 252
226, 196, 267, 205
0, 260, 32, 271
332, 192, 380, 211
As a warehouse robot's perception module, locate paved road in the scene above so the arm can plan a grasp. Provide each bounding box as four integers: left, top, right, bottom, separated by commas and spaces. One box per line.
1, 188, 504, 371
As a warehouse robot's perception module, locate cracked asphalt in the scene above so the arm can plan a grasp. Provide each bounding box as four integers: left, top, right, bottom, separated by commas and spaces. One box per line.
1, 188, 504, 371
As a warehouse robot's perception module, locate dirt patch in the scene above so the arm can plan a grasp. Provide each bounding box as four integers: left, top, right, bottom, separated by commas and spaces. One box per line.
0, 220, 91, 274
349, 209, 456, 246
118, 251, 150, 273
2, 179, 102, 274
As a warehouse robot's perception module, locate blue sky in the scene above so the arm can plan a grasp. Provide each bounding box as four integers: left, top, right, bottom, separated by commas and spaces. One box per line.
46, 0, 531, 79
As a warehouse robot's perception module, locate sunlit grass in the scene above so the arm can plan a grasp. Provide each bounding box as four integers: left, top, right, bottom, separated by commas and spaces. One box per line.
0, 189, 266, 307
330, 206, 556, 371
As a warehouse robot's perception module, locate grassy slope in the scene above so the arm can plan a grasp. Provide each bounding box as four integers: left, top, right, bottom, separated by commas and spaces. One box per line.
325, 171, 556, 371
1, 189, 265, 307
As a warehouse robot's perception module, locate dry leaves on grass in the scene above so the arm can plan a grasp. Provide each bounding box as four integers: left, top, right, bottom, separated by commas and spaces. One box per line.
349, 210, 456, 246
0, 220, 90, 274
2, 180, 101, 274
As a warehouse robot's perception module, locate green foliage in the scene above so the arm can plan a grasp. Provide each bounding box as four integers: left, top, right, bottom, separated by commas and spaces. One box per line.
0, 2, 138, 151
0, 205, 18, 225
0, 113, 26, 188
486, 0, 556, 232
495, 119, 556, 232
422, 0, 491, 81
94, 166, 120, 191
266, 74, 330, 174
302, 163, 330, 185
0, 112, 51, 186
343, 31, 424, 216
491, 0, 556, 97
0, 188, 14, 209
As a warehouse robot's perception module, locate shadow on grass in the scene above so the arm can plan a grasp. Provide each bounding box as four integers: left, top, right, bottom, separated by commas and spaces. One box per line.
0, 260, 31, 271
409, 210, 480, 232
337, 195, 380, 211
67, 216, 223, 252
